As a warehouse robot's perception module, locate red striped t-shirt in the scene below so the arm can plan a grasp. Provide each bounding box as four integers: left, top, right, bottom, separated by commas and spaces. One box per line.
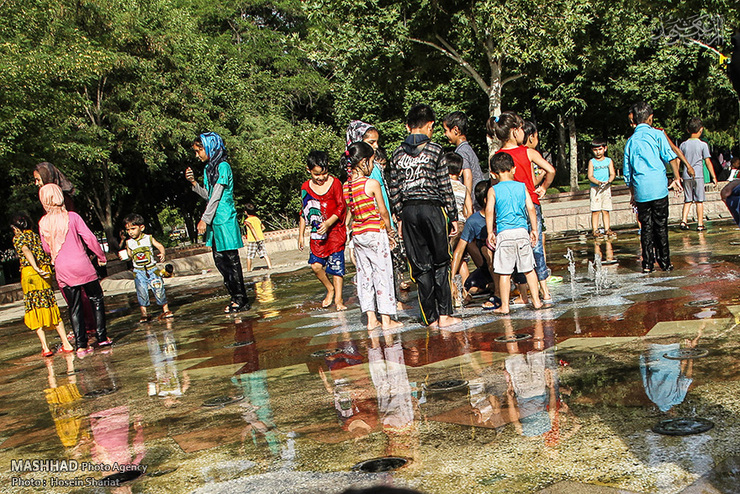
344, 177, 384, 236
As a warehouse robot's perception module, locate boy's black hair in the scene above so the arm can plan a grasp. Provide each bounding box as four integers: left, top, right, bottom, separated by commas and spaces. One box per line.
474, 180, 490, 208
442, 111, 468, 136
442, 152, 464, 176
10, 213, 32, 231
245, 203, 256, 213
346, 142, 374, 170
731, 156, 740, 168
687, 117, 703, 134
489, 152, 515, 174
630, 101, 653, 124
487, 112, 524, 142
522, 121, 538, 143
374, 146, 388, 164
124, 213, 146, 227
591, 138, 608, 148
406, 104, 436, 130
306, 150, 329, 172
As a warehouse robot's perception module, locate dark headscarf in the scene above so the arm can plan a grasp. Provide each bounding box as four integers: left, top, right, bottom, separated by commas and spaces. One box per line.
200, 132, 228, 188
35, 162, 76, 195
344, 120, 375, 173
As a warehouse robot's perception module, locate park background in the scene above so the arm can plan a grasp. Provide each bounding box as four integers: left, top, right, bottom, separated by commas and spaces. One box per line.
0, 0, 738, 254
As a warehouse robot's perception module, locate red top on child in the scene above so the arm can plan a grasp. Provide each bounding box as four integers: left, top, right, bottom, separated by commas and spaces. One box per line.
496, 146, 540, 206
300, 176, 347, 258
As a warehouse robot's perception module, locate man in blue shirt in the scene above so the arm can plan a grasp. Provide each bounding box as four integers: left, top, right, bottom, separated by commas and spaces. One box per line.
623, 102, 683, 273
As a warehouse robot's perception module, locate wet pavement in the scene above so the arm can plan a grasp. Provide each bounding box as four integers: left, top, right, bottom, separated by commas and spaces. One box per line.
1, 223, 739, 493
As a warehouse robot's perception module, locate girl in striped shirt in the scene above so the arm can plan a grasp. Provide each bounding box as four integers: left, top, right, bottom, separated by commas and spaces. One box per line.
344, 142, 402, 331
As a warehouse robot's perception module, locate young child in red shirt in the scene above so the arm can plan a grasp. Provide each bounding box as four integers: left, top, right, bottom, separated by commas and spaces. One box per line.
298, 151, 347, 310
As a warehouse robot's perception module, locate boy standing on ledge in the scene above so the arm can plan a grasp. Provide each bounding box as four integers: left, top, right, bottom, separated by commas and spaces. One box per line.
388, 104, 460, 327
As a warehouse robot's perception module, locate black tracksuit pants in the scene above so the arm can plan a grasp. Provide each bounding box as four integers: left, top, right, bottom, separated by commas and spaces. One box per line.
62, 280, 107, 349
401, 202, 453, 325
213, 246, 248, 308
636, 195, 671, 271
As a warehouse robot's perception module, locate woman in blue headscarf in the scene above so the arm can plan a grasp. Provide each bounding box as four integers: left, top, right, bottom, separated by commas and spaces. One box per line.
186, 132, 248, 313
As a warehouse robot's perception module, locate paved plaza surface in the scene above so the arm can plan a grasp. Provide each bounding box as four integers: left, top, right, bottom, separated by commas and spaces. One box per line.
0, 224, 739, 493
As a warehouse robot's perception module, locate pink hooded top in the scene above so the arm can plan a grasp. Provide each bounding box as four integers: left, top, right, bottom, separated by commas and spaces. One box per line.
38, 184, 105, 288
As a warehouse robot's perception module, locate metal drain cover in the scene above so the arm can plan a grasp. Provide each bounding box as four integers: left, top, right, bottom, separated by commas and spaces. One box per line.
685, 299, 718, 308
148, 467, 177, 477
663, 348, 709, 360
202, 395, 244, 408
224, 341, 253, 348
311, 349, 342, 358
352, 457, 408, 472
653, 417, 714, 436
495, 333, 533, 343
424, 379, 469, 393
100, 470, 143, 484
84, 388, 117, 399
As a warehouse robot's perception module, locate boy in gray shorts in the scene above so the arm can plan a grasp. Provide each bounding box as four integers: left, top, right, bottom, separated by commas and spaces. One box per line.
485, 153, 543, 315
679, 117, 717, 231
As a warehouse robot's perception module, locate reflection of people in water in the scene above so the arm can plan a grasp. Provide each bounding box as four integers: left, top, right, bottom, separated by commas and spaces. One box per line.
640, 328, 702, 413
89, 406, 145, 475
231, 372, 287, 460
594, 237, 616, 264
146, 321, 190, 408
44, 353, 85, 448
501, 317, 577, 449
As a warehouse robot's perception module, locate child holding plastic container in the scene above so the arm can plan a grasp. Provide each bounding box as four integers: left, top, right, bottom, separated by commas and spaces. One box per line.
298, 151, 347, 310
124, 213, 172, 323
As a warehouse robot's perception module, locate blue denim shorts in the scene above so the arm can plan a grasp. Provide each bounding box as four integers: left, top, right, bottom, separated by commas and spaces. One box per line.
134, 268, 167, 307
308, 250, 345, 277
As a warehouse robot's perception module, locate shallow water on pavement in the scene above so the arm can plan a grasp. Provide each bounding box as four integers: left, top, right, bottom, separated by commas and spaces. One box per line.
1, 223, 739, 493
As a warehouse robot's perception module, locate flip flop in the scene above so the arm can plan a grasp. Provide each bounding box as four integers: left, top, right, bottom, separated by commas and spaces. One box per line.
482, 296, 502, 311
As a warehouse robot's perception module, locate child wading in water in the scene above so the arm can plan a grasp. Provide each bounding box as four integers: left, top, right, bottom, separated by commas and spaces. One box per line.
488, 112, 555, 305
299, 151, 347, 310
486, 153, 543, 314
124, 214, 172, 323
344, 142, 403, 330
38, 184, 110, 357
186, 132, 249, 313
11, 213, 75, 357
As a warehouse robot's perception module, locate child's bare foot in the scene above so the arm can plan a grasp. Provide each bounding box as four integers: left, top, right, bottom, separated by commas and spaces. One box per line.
367, 321, 381, 330
335, 301, 347, 311
532, 301, 543, 309
492, 308, 510, 315
321, 289, 335, 308
382, 320, 403, 330
438, 315, 462, 327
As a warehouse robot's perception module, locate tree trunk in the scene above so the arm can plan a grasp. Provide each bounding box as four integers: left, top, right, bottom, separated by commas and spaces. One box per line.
486, 60, 502, 158
567, 114, 578, 192
557, 114, 567, 177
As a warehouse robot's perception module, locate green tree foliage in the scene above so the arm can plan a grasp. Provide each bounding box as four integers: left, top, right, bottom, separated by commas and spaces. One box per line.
0, 0, 738, 254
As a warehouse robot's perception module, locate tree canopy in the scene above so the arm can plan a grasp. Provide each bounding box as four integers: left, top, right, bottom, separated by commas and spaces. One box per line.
0, 0, 738, 251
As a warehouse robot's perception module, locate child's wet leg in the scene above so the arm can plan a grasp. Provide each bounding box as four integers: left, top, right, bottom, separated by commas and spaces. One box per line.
525, 271, 543, 309
333, 275, 346, 310
311, 262, 334, 307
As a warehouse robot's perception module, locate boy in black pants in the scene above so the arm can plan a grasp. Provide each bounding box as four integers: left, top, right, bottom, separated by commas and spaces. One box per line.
388, 104, 461, 327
